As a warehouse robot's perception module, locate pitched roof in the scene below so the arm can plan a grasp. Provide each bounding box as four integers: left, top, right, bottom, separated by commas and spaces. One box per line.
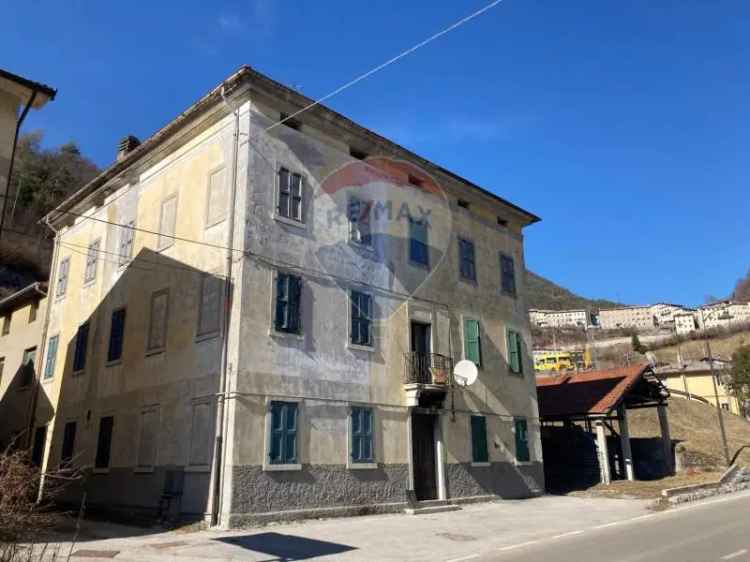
44, 65, 540, 228
0, 282, 47, 314
0, 68, 56, 103
536, 363, 653, 419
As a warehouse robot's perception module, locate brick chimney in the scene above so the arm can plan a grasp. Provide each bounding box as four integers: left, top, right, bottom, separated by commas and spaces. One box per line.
117, 135, 141, 161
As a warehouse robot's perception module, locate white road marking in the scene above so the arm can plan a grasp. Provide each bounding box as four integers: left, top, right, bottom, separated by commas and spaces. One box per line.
721, 549, 748, 560
497, 539, 542, 552
445, 555, 479, 562
552, 530, 585, 539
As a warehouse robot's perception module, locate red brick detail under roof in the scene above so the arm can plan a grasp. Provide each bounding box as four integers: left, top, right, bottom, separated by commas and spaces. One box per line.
536, 364, 652, 418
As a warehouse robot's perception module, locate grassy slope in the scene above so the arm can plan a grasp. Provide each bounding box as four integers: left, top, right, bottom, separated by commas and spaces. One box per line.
629, 398, 750, 467
650, 330, 750, 363
525, 270, 621, 311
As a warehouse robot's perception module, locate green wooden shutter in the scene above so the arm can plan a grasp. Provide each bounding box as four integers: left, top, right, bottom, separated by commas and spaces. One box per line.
464, 319, 481, 366
471, 416, 488, 463
514, 418, 530, 462
507, 330, 522, 374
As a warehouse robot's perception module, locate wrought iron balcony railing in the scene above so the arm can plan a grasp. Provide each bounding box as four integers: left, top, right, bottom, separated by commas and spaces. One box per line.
403, 352, 453, 385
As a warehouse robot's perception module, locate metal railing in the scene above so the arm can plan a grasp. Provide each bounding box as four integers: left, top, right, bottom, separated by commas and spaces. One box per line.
403, 352, 453, 385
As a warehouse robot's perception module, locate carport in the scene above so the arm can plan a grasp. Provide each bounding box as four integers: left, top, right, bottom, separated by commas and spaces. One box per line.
537, 364, 671, 485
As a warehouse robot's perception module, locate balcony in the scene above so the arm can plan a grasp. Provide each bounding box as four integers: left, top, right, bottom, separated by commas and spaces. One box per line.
403, 352, 453, 407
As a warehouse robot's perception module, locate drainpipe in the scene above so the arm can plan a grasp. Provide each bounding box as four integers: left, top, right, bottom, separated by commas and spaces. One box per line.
0, 90, 38, 242
210, 84, 241, 527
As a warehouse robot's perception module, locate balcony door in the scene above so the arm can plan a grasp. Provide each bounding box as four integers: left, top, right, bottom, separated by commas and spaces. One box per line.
410, 321, 431, 382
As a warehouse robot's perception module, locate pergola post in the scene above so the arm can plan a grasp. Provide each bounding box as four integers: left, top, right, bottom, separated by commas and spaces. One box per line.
617, 404, 635, 481
595, 419, 611, 485
657, 404, 673, 474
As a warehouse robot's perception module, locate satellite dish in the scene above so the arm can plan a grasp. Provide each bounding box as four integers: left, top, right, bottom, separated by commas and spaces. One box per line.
453, 360, 478, 387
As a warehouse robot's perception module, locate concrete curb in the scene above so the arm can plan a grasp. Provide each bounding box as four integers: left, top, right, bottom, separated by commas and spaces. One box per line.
661, 465, 750, 505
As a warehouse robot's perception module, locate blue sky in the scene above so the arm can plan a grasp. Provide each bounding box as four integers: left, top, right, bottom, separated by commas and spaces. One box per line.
3, 1, 749, 307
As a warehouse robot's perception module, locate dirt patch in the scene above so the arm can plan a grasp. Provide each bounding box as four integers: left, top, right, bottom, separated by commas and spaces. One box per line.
568, 471, 722, 500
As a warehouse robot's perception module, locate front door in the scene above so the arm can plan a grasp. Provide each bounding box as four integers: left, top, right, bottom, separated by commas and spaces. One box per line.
412, 413, 438, 501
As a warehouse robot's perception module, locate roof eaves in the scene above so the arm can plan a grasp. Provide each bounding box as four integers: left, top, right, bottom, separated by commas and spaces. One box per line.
0, 68, 56, 100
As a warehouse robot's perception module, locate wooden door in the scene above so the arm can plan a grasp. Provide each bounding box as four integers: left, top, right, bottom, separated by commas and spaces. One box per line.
412, 413, 437, 501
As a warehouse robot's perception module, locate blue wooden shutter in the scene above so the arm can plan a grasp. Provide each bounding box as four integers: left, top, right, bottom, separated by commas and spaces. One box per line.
270, 402, 298, 464
515, 418, 530, 462
269, 402, 284, 463
44, 335, 59, 379
464, 319, 481, 366
471, 416, 488, 463
351, 407, 374, 463
285, 402, 298, 463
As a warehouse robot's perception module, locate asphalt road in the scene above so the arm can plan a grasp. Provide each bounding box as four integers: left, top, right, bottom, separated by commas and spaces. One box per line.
474, 493, 750, 562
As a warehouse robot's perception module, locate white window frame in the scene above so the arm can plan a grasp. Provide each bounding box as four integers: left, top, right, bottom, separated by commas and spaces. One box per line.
56, 256, 70, 299
346, 403, 377, 470
262, 396, 303, 472
118, 221, 136, 267
347, 195, 374, 250
83, 239, 101, 285
273, 162, 307, 229
135, 405, 159, 473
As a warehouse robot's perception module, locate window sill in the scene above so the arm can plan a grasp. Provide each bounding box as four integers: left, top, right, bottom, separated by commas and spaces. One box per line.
72, 370, 85, 377
347, 342, 375, 353
471, 461, 491, 468
459, 277, 478, 287
205, 217, 227, 230
500, 290, 517, 299
514, 460, 534, 466
134, 466, 154, 474
42, 377, 54, 385
185, 465, 211, 473
195, 331, 220, 344
106, 360, 122, 368
17, 386, 32, 392
92, 468, 110, 474
274, 214, 306, 230
347, 461, 378, 470
408, 259, 431, 271
269, 328, 304, 341
263, 463, 302, 472
82, 280, 97, 289
145, 348, 165, 357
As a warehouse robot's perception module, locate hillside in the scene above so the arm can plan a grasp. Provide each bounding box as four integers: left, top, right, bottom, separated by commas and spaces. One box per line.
629, 397, 750, 468
525, 270, 621, 311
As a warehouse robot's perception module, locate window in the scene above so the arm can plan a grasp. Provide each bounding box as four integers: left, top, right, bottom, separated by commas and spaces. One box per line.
119, 221, 135, 266
409, 218, 429, 267
350, 407, 374, 464
206, 168, 228, 226
507, 329, 523, 375
44, 335, 59, 380
107, 308, 126, 363
350, 291, 373, 347
268, 401, 298, 465
514, 417, 530, 462
459, 238, 476, 282
500, 253, 516, 297
197, 274, 222, 337
277, 168, 303, 222
458, 199, 470, 210
471, 416, 489, 464
31, 426, 47, 467
95, 416, 114, 469
463, 318, 482, 367
158, 196, 177, 249
147, 290, 169, 351
56, 257, 70, 297
20, 347, 36, 387
73, 323, 89, 373
61, 421, 77, 466
189, 401, 212, 467
349, 147, 367, 160
0, 357, 4, 385
349, 197, 372, 246
274, 273, 302, 334
137, 407, 158, 470
497, 216, 508, 227
84, 239, 100, 283
1, 313, 9, 335
29, 300, 38, 323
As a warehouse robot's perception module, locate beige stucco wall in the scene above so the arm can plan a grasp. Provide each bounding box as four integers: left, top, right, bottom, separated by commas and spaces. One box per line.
661, 372, 741, 416
0, 294, 46, 448
0, 90, 19, 198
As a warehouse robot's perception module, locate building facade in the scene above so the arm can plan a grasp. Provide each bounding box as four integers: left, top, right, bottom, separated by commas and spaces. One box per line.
598, 303, 693, 331
0, 283, 47, 453
674, 313, 697, 335
656, 360, 741, 416
699, 301, 750, 330
528, 309, 589, 329
35, 67, 544, 526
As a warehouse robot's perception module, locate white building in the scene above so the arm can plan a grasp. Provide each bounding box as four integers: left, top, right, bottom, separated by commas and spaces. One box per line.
528, 309, 589, 329
598, 306, 656, 331
674, 313, 697, 335
699, 301, 750, 330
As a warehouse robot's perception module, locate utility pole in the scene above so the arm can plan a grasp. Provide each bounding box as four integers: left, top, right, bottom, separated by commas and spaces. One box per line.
706, 339, 731, 465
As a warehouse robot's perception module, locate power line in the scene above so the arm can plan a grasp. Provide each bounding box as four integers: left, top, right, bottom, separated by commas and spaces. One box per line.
266, 0, 505, 132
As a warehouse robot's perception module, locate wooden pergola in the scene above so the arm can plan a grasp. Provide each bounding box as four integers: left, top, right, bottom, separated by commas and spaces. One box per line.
537, 364, 671, 484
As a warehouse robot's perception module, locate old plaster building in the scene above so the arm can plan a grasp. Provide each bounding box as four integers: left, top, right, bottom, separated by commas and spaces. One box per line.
528, 308, 589, 329
35, 66, 543, 526
0, 282, 48, 452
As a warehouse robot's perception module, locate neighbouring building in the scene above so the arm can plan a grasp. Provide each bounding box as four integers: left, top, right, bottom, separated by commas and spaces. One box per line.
656, 359, 741, 416
698, 301, 750, 330
34, 66, 544, 526
0, 68, 56, 234
528, 308, 589, 329
598, 303, 692, 331
674, 312, 697, 335
0, 282, 47, 454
